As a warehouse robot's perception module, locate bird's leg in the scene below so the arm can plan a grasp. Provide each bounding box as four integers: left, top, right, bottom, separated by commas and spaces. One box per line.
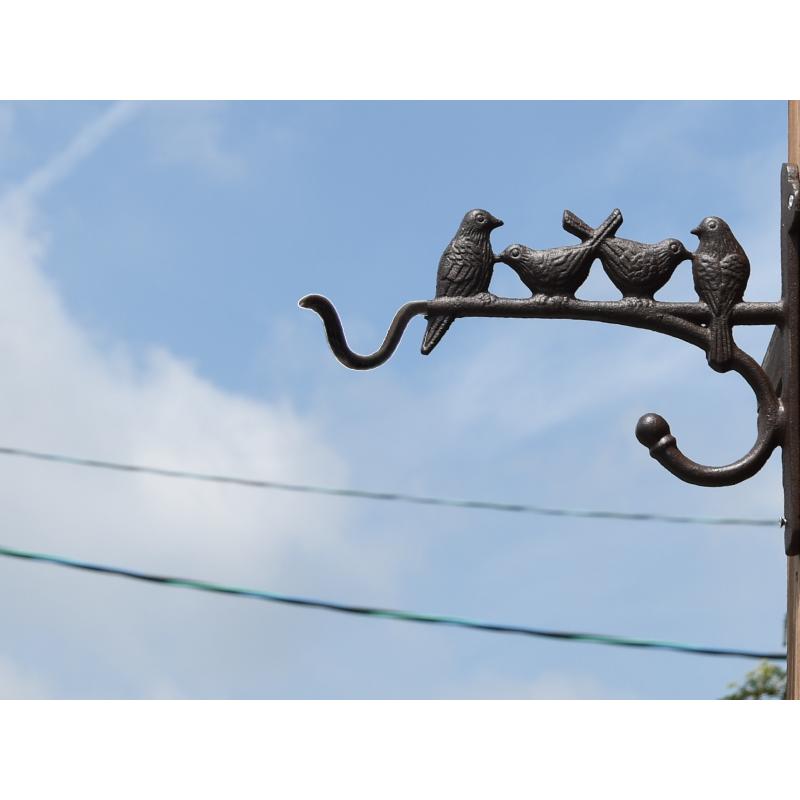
474, 291, 499, 306
544, 294, 571, 307
619, 295, 656, 309
528, 292, 549, 303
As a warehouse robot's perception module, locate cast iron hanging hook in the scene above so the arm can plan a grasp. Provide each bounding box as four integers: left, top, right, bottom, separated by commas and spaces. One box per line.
300, 196, 800, 520
299, 292, 783, 488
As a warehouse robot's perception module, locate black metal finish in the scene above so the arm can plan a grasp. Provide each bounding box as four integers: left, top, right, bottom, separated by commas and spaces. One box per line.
562, 210, 691, 301
692, 217, 751, 372
776, 164, 800, 554
301, 178, 795, 503
496, 208, 622, 299
422, 208, 503, 356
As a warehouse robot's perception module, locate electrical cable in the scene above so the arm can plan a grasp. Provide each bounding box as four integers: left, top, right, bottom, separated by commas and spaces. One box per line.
0, 543, 785, 661
0, 445, 778, 528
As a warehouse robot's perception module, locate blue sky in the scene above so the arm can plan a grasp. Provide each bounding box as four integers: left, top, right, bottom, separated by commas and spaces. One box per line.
0, 101, 788, 698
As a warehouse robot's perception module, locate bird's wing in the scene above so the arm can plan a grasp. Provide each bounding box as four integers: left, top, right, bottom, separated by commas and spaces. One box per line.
624, 247, 651, 269
436, 238, 486, 297
603, 246, 645, 286
693, 253, 722, 314
638, 246, 677, 275
716, 252, 750, 311
541, 245, 582, 269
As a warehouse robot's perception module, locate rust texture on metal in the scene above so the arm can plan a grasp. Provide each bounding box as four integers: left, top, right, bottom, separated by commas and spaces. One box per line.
301, 181, 797, 540
779, 163, 800, 555
786, 100, 800, 700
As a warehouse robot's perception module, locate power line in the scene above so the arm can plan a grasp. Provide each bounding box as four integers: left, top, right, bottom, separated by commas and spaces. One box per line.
0, 445, 778, 528
0, 543, 785, 661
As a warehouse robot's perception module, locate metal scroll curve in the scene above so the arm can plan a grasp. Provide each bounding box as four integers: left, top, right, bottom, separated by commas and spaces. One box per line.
298, 295, 427, 370
299, 294, 783, 488
634, 346, 782, 487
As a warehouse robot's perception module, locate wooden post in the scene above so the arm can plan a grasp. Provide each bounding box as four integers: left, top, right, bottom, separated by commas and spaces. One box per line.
787, 100, 800, 700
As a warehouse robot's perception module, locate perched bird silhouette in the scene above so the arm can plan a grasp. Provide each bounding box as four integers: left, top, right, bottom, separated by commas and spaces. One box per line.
421, 208, 504, 355
690, 216, 750, 371
562, 210, 690, 300
496, 208, 622, 298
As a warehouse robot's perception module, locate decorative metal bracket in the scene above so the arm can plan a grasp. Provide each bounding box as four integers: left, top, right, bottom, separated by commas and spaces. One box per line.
300, 166, 800, 554
764, 163, 800, 555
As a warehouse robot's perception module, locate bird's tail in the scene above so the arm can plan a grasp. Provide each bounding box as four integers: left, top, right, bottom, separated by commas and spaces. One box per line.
562, 209, 623, 249
421, 315, 455, 355
708, 315, 734, 371
584, 209, 623, 254
562, 210, 593, 241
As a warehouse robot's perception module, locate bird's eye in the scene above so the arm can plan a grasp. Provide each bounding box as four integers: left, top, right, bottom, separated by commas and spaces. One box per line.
708, 220, 717, 229
670, 242, 679, 252
476, 214, 486, 224
510, 248, 521, 258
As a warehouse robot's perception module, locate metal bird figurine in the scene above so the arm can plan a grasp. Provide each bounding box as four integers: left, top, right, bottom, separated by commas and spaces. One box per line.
421, 208, 504, 355
690, 216, 750, 371
496, 208, 622, 298
562, 210, 690, 300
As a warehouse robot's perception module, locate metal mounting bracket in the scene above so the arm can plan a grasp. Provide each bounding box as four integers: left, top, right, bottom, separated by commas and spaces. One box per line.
763, 163, 800, 554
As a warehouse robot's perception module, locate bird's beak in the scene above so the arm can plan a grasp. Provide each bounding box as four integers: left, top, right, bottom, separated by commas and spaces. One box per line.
690, 226, 700, 236
490, 217, 504, 229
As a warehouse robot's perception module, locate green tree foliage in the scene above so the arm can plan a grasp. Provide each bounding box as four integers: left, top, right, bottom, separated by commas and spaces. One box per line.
722, 661, 787, 699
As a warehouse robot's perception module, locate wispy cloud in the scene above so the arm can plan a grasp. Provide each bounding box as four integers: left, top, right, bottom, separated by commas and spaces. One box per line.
593, 103, 708, 185
0, 104, 15, 152
143, 102, 244, 180
0, 654, 49, 699
3, 102, 142, 211
429, 666, 639, 699
0, 101, 396, 698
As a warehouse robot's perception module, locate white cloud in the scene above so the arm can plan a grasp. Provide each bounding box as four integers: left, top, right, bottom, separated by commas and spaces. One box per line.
0, 104, 15, 152
433, 326, 693, 443
0, 654, 50, 699
434, 668, 638, 699
142, 102, 244, 180
8, 102, 140, 209
521, 671, 638, 700
0, 103, 399, 697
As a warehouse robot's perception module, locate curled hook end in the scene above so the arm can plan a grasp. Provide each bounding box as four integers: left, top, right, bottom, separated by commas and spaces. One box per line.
298, 293, 428, 370
635, 404, 779, 488
298, 294, 326, 311
635, 413, 673, 450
